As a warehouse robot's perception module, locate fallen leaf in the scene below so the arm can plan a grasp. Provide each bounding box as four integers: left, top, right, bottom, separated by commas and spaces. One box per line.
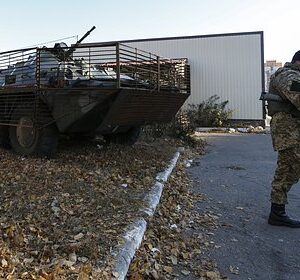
163, 266, 173, 273
112, 271, 119, 277
1, 259, 8, 267
74, 233, 84, 240
229, 265, 239, 274
206, 271, 220, 279
181, 270, 190, 275
170, 255, 178, 265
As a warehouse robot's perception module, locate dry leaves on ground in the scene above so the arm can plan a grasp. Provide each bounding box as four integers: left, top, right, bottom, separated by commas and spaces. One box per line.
127, 140, 228, 280
0, 138, 175, 279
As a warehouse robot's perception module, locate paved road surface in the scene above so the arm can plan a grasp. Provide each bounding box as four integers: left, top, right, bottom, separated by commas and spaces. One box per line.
188, 133, 300, 280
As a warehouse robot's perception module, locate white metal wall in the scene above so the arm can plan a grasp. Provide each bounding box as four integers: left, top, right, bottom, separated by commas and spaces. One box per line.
124, 33, 264, 120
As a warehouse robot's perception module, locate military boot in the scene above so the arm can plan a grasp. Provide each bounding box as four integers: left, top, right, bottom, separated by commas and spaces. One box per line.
268, 203, 300, 228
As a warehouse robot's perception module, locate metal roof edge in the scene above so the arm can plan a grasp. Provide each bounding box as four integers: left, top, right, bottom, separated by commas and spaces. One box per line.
82, 31, 264, 46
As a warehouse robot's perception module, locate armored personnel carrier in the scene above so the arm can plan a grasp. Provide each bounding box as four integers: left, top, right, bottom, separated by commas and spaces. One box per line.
0, 27, 190, 157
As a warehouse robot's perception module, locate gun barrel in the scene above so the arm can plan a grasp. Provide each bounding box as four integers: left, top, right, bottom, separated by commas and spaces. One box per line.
65, 26, 96, 58
77, 26, 96, 45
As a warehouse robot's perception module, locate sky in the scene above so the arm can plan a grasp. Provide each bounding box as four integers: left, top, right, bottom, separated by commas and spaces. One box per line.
0, 0, 299, 63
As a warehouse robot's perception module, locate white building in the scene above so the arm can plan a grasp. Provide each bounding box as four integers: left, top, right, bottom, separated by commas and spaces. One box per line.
92, 31, 265, 121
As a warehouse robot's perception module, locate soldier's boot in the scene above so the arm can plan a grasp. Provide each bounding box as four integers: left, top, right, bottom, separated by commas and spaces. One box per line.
268, 203, 300, 228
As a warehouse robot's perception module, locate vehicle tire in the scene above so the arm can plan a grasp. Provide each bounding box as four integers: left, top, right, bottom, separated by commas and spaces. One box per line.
0, 125, 11, 149
9, 103, 58, 157
104, 126, 141, 145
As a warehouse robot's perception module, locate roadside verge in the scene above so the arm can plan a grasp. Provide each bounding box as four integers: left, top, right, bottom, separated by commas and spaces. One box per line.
111, 152, 181, 280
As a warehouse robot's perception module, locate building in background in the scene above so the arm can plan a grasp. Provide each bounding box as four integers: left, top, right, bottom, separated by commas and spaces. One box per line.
264, 60, 282, 91
88, 31, 264, 121
123, 32, 265, 122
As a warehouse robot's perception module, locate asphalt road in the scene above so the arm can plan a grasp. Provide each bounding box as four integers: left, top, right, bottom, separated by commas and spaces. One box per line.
188, 133, 300, 280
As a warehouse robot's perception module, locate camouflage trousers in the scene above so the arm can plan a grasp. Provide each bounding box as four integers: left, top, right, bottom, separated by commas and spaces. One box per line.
271, 147, 300, 204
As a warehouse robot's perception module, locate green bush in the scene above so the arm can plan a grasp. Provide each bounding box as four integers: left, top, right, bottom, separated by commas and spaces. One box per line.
187, 95, 233, 127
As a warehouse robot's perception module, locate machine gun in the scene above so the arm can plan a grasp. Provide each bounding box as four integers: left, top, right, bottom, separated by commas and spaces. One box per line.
64, 26, 96, 59
48, 26, 96, 61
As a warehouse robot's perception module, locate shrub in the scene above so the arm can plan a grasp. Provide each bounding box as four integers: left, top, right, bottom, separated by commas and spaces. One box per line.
187, 95, 233, 127
143, 95, 233, 141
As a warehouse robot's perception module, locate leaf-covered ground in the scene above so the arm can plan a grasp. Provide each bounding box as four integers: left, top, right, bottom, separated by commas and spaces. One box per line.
0, 138, 176, 279
127, 142, 228, 280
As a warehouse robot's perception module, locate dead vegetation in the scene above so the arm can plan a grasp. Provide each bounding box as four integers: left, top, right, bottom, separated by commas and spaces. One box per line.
127, 143, 227, 280
0, 116, 225, 279
0, 138, 175, 279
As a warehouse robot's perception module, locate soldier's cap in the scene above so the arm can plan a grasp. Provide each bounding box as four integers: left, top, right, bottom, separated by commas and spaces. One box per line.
291, 50, 300, 63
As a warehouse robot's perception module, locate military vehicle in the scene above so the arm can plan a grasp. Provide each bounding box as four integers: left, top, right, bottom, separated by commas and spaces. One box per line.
0, 27, 190, 157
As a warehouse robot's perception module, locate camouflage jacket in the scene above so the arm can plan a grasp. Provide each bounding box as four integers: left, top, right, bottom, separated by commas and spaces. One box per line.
269, 62, 300, 151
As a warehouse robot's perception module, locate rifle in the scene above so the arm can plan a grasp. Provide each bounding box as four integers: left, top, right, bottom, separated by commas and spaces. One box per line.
260, 91, 300, 117
260, 92, 284, 102
64, 26, 96, 59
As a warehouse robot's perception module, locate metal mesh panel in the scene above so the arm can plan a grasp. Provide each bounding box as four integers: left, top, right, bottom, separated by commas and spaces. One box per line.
0, 43, 190, 129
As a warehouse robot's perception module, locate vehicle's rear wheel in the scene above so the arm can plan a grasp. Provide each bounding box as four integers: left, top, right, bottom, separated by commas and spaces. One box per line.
9, 103, 58, 157
0, 125, 11, 149
104, 126, 141, 145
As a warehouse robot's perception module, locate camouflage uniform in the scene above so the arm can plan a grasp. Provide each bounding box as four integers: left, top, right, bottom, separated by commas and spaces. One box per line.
269, 62, 300, 204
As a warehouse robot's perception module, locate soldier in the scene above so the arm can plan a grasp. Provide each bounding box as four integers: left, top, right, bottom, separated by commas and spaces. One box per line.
268, 50, 300, 228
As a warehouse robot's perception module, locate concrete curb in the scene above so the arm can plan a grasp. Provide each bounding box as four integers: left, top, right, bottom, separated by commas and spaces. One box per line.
195, 126, 269, 134
111, 218, 147, 280
112, 151, 181, 280
155, 152, 180, 183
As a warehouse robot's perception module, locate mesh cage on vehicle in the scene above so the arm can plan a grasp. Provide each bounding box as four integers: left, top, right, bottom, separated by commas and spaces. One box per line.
0, 42, 190, 129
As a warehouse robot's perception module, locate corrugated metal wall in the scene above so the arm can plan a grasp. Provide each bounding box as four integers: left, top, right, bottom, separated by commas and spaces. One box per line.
124, 33, 264, 120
